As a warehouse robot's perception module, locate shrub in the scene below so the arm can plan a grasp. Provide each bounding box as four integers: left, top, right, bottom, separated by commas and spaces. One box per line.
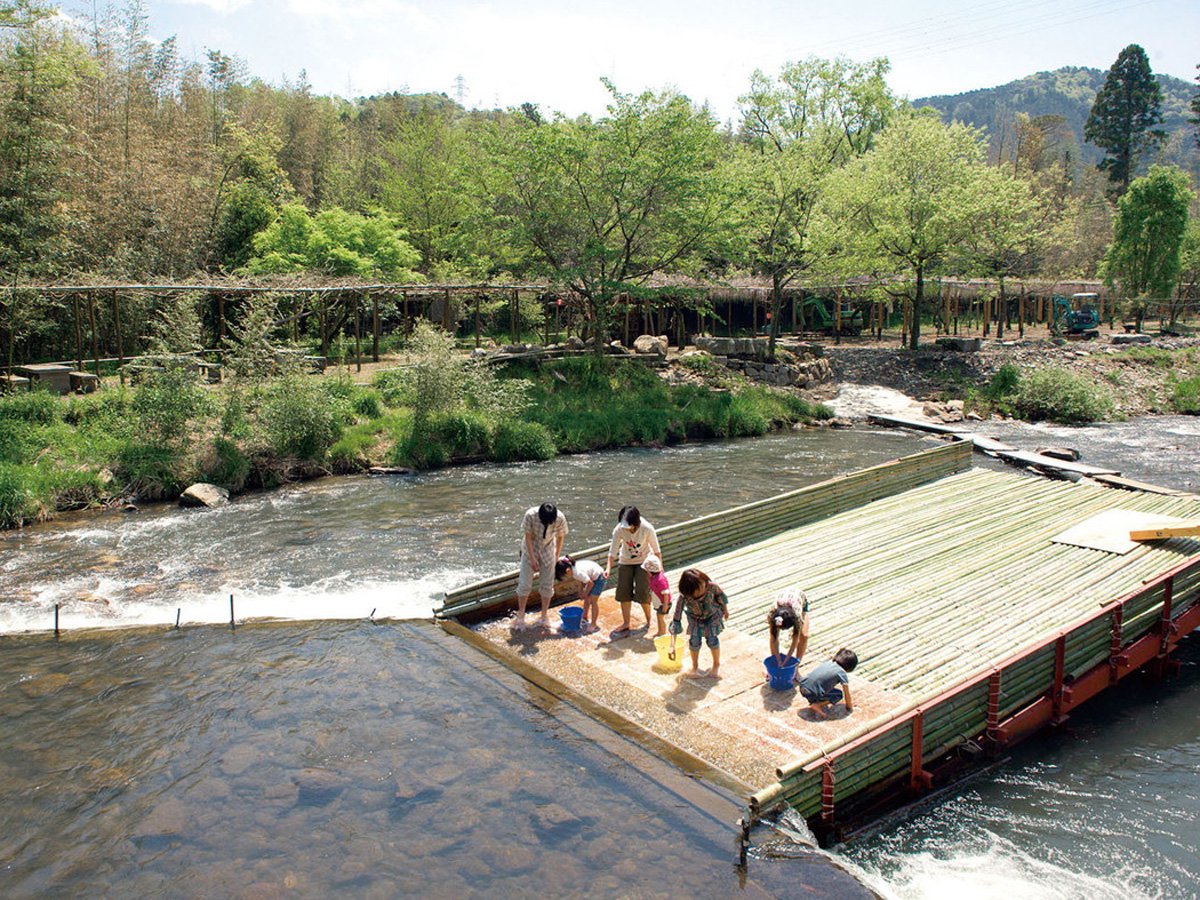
200, 437, 251, 490
350, 387, 384, 419
132, 366, 210, 446
985, 363, 1021, 400
1012, 368, 1115, 424
259, 376, 340, 461
491, 421, 557, 463
1171, 376, 1200, 414
0, 390, 60, 424
0, 463, 34, 528
116, 442, 188, 500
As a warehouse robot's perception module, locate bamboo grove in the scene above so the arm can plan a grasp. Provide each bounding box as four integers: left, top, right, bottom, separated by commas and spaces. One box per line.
1, 4, 1198, 358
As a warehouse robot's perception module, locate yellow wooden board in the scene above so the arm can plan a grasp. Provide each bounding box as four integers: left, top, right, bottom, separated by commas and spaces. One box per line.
1130, 523, 1200, 541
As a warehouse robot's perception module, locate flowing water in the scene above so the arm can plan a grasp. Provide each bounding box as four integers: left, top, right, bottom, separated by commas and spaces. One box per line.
2, 419, 1199, 899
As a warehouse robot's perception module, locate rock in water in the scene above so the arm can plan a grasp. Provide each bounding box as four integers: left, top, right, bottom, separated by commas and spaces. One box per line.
180, 483, 230, 508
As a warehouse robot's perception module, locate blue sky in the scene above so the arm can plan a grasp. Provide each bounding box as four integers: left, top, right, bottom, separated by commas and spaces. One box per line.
134, 0, 1197, 119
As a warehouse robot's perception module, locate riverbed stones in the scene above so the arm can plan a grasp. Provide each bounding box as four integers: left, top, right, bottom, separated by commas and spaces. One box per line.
137, 797, 188, 837
293, 766, 348, 804
180, 483, 229, 508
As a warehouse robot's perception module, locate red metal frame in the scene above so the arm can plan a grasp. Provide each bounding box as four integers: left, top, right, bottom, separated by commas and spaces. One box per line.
794, 557, 1200, 829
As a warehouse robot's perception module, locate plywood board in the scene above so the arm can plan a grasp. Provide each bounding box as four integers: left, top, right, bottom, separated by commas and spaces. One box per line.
1052, 509, 1194, 555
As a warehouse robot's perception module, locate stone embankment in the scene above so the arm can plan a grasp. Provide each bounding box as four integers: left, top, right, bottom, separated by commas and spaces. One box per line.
824, 334, 1200, 418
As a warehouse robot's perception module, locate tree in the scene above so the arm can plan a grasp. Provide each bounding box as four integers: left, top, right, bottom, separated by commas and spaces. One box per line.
483, 82, 730, 348
1102, 165, 1194, 324
961, 165, 1044, 338
381, 101, 478, 277
734, 56, 894, 353
821, 112, 994, 349
242, 204, 423, 280
1084, 44, 1166, 195
1191, 62, 1199, 151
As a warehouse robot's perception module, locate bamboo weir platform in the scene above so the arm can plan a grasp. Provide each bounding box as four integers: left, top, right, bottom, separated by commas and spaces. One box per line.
437, 441, 1200, 843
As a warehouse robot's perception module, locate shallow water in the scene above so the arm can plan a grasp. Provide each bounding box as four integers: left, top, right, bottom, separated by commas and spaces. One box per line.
4, 421, 1200, 899
0, 427, 926, 633
0, 620, 871, 900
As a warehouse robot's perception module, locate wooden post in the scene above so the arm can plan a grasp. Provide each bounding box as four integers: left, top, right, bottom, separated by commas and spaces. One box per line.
543, 294, 550, 346
372, 293, 380, 362
834, 289, 842, 346
727, 297, 733, 336
1019, 288, 1026, 338
623, 296, 630, 347
511, 289, 518, 343
319, 294, 328, 357
354, 292, 363, 373
72, 295, 84, 371
88, 291, 101, 377
112, 290, 124, 369
475, 295, 481, 349
217, 292, 225, 343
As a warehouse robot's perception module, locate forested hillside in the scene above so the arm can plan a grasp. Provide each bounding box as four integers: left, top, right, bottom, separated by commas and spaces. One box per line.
915, 67, 1199, 176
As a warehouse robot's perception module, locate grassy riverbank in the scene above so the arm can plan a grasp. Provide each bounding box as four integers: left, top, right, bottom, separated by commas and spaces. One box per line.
0, 354, 831, 529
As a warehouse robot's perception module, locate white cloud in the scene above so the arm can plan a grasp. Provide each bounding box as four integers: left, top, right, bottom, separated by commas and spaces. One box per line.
170, 0, 255, 14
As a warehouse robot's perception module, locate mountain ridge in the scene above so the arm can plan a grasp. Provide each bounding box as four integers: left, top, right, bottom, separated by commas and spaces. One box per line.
914, 65, 1198, 174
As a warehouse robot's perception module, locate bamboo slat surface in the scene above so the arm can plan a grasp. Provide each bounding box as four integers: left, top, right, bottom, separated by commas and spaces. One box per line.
452, 456, 1200, 825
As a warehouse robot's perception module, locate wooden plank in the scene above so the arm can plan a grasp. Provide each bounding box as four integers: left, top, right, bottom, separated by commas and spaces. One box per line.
1130, 523, 1200, 541
995, 449, 1119, 477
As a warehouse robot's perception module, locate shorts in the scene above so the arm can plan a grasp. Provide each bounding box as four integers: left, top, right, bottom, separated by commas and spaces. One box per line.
652, 593, 670, 614
516, 549, 555, 599
615, 564, 650, 604
687, 615, 722, 649
586, 574, 608, 597
800, 686, 843, 705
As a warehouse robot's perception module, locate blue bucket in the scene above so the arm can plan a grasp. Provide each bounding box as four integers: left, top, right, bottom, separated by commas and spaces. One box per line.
764, 655, 798, 690
559, 606, 584, 632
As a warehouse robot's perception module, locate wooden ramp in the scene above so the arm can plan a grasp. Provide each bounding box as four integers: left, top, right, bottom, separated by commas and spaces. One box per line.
443, 444, 1200, 842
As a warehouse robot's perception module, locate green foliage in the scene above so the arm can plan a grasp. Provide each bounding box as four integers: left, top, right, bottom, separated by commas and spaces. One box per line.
0, 463, 35, 528
0, 389, 60, 424
242, 204, 423, 280
1011, 367, 1115, 424
1171, 376, 1200, 414
1102, 165, 1194, 299
222, 293, 289, 378
132, 366, 210, 447
116, 442, 188, 501
490, 420, 557, 463
1084, 45, 1166, 193
822, 112, 995, 349
483, 81, 731, 342
258, 376, 341, 460
986, 363, 1021, 399
147, 292, 203, 356
200, 437, 251, 490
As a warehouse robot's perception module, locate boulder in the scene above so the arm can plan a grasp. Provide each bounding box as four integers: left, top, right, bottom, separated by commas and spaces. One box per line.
179, 483, 229, 509
633, 334, 667, 356
565, 335, 585, 351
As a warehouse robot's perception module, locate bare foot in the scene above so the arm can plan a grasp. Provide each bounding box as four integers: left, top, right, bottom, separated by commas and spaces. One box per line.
512, 615, 527, 630
807, 704, 829, 719
582, 622, 600, 634
538, 615, 550, 629
610, 626, 632, 639
683, 669, 707, 680
708, 668, 721, 680
652, 630, 667, 638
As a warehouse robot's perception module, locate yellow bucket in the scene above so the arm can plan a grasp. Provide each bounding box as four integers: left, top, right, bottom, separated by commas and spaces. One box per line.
653, 634, 684, 672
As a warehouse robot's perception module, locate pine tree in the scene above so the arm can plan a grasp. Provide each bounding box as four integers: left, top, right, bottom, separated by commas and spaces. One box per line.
1084, 44, 1166, 195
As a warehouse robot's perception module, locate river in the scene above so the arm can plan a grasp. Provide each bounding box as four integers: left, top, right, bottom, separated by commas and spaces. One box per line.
2, 420, 1198, 899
